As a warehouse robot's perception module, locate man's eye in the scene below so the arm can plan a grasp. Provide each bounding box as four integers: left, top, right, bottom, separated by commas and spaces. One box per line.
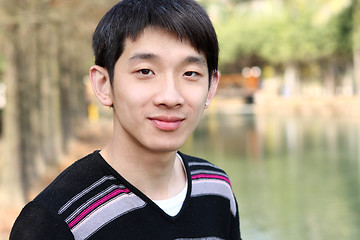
138, 69, 154, 75
184, 71, 198, 77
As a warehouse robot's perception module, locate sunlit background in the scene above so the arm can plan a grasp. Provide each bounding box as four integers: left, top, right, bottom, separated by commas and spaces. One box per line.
1, 0, 360, 239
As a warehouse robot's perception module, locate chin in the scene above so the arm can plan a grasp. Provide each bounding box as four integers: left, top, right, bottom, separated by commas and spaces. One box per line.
148, 141, 184, 153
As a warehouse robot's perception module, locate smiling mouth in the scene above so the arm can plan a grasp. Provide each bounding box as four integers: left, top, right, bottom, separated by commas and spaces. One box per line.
149, 116, 185, 131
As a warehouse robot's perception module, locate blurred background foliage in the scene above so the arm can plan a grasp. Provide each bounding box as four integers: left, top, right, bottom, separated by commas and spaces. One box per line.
207, 0, 352, 68
201, 0, 359, 98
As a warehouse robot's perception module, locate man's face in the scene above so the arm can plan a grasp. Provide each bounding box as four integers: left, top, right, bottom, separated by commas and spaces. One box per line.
109, 27, 218, 153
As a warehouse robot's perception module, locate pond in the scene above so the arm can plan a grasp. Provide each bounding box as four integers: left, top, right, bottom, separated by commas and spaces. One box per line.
181, 113, 360, 240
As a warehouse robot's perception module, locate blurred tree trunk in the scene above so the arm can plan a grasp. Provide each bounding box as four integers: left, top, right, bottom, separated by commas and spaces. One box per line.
19, 22, 44, 191
353, 0, 360, 94
0, 1, 44, 205
0, 26, 26, 206
0, 0, 107, 205
58, 17, 88, 152
37, 22, 63, 167
322, 60, 336, 96
59, 24, 77, 151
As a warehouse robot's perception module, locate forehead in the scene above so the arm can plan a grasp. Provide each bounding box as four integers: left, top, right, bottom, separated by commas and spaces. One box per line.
121, 27, 207, 64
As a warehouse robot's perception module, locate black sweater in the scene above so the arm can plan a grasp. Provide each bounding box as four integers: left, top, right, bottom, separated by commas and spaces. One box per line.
10, 151, 241, 240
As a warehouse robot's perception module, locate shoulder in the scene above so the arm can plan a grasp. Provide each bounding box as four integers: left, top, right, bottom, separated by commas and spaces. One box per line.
10, 152, 112, 239
179, 152, 238, 216
33, 151, 108, 215
179, 152, 230, 183
10, 201, 74, 239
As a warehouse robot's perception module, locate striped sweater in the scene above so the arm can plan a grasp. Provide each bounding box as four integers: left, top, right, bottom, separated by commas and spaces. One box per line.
10, 151, 241, 240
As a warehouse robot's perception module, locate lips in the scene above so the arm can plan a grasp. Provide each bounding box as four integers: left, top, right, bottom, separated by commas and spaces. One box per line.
149, 115, 185, 131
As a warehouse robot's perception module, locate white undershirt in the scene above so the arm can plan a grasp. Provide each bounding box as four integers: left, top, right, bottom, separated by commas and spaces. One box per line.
153, 153, 188, 217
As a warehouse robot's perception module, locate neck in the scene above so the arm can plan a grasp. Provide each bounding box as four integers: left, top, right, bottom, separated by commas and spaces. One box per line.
100, 135, 186, 200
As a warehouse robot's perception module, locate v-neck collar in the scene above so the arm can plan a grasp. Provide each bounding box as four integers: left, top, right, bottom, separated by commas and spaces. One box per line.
95, 150, 192, 220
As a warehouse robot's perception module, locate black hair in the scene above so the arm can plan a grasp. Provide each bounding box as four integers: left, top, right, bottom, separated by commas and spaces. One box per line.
92, 0, 219, 85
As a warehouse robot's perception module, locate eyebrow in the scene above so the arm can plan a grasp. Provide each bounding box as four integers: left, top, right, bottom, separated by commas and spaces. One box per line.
129, 53, 158, 62
128, 53, 207, 67
183, 56, 207, 67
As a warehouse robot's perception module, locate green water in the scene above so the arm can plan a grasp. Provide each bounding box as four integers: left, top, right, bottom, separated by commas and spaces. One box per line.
181, 114, 360, 240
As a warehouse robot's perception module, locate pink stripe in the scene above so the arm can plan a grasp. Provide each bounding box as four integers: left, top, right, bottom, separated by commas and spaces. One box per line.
192, 174, 231, 186
68, 188, 130, 228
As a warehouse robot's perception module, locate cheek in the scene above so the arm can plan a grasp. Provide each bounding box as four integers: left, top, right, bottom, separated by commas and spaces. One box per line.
184, 87, 208, 108
115, 83, 151, 107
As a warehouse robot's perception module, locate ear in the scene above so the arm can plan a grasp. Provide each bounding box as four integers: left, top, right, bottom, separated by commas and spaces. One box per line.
89, 65, 113, 107
205, 71, 219, 109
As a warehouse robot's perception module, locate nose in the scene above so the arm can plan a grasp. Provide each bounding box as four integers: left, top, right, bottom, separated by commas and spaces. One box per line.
153, 74, 185, 108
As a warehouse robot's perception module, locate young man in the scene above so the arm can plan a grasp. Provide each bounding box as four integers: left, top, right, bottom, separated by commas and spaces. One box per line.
10, 0, 241, 239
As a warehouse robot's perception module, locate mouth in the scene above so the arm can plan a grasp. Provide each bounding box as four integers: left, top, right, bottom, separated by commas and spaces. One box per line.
149, 116, 185, 131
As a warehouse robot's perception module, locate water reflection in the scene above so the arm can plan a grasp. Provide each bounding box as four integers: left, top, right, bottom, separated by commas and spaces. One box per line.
182, 113, 360, 240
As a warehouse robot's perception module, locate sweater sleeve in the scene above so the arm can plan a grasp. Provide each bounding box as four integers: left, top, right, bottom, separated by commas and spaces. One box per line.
10, 201, 74, 240
231, 196, 242, 240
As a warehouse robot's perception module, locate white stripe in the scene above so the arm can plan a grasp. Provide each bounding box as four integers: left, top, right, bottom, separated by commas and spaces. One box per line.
71, 193, 146, 240
191, 179, 236, 216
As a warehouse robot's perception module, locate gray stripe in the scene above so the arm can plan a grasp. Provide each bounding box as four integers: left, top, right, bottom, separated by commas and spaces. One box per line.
71, 193, 146, 240
58, 175, 116, 214
190, 170, 229, 178
65, 184, 125, 223
188, 162, 222, 170
191, 179, 236, 216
